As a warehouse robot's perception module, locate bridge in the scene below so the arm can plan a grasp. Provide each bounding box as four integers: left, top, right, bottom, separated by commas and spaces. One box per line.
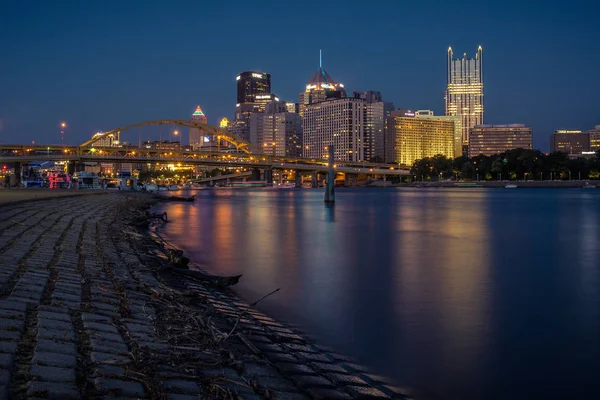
1, 119, 409, 184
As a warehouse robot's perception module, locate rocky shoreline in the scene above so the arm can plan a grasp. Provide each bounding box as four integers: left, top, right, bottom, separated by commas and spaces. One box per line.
0, 192, 411, 400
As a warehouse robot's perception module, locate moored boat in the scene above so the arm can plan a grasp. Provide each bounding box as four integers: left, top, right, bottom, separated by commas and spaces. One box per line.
505, 184, 518, 189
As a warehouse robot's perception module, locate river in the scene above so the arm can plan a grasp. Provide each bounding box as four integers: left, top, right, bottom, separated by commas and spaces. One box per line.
155, 187, 600, 400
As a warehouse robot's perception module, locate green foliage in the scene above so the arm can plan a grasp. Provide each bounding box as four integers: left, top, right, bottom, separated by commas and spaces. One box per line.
410, 149, 600, 181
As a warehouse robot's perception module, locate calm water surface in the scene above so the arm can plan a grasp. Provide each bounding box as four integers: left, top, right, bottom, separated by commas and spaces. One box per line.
157, 188, 600, 400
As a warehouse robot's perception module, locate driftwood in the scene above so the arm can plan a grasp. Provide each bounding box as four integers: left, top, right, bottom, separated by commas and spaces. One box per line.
155, 195, 196, 202
170, 269, 242, 288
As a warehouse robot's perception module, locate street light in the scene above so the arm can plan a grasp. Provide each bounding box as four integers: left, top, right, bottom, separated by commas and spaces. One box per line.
60, 122, 67, 143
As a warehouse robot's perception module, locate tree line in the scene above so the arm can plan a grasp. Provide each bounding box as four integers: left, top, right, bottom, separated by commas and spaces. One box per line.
410, 149, 600, 181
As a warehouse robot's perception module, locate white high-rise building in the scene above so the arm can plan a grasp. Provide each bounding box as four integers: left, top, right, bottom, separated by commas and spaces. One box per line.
303, 97, 365, 162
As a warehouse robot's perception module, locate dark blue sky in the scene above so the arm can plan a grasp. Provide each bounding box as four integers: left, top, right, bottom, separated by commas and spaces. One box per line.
1, 0, 599, 151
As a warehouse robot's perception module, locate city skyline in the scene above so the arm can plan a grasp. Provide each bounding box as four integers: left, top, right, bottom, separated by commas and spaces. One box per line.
1, 0, 598, 152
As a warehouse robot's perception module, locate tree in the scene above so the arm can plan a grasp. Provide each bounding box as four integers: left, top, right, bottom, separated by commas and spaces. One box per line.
460, 162, 475, 180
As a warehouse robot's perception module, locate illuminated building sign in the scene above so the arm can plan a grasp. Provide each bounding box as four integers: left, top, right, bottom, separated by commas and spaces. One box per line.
556, 130, 583, 134
255, 95, 272, 99
203, 136, 210, 143
252, 73, 263, 79
236, 75, 241, 80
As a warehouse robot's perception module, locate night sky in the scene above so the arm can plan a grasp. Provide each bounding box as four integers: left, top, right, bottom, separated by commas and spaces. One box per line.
1, 0, 598, 151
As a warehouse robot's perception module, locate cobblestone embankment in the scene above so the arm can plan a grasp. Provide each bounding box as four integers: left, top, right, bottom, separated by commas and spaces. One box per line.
0, 192, 412, 400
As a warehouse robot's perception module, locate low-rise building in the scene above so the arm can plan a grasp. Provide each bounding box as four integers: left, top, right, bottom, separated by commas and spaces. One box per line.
550, 130, 590, 155
468, 124, 533, 157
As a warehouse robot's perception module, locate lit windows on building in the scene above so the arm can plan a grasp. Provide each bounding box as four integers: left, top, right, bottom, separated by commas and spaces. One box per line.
550, 130, 590, 155
389, 116, 455, 166
468, 124, 532, 157
587, 125, 600, 151
303, 98, 365, 162
445, 46, 484, 147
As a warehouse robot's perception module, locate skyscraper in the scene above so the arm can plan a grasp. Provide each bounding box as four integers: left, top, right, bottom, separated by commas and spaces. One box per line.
237, 71, 271, 104
445, 46, 484, 153
234, 71, 272, 141
357, 91, 394, 162
298, 51, 346, 116
303, 96, 365, 162
189, 105, 207, 150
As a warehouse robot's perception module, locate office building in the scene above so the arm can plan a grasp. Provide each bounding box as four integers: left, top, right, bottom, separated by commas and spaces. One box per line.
356, 91, 394, 162
588, 125, 600, 151
550, 130, 590, 155
249, 101, 302, 157
299, 51, 346, 116
415, 110, 462, 157
445, 46, 484, 151
387, 113, 455, 166
189, 106, 209, 150
234, 71, 272, 141
468, 124, 532, 157
303, 96, 365, 162
237, 71, 271, 104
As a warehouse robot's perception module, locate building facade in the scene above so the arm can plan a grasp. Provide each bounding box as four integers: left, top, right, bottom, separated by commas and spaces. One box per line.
468, 124, 532, 157
388, 114, 455, 166
298, 54, 346, 116
357, 91, 393, 162
550, 130, 590, 155
189, 105, 208, 150
415, 110, 462, 157
588, 125, 600, 151
445, 46, 484, 150
234, 71, 272, 141
303, 97, 365, 162
249, 101, 302, 157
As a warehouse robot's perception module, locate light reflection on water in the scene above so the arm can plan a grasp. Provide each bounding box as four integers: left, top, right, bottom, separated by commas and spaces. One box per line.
158, 188, 600, 400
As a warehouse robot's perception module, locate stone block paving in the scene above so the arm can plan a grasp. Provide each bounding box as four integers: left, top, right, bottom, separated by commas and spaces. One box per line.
0, 194, 412, 400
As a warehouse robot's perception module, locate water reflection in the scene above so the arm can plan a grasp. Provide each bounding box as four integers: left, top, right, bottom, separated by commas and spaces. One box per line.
157, 188, 600, 400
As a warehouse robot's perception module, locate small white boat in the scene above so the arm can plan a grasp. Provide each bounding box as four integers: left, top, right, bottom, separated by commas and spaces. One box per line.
145, 183, 158, 192
167, 184, 180, 191
583, 185, 596, 189
505, 184, 518, 189
157, 185, 168, 191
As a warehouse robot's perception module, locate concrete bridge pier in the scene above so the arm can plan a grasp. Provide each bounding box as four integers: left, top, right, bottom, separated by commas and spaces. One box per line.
295, 173, 303, 188
344, 173, 358, 187
251, 168, 261, 181
14, 162, 22, 187
264, 169, 273, 185
311, 171, 318, 188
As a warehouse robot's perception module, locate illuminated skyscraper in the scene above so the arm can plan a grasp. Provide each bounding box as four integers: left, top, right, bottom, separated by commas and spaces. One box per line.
445, 46, 484, 152
189, 105, 207, 149
298, 51, 346, 116
303, 96, 365, 162
234, 71, 272, 141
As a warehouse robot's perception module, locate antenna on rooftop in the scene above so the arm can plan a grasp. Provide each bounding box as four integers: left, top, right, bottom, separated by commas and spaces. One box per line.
319, 49, 322, 68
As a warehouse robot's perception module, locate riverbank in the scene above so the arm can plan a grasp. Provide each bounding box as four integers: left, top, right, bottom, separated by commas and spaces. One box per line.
0, 192, 409, 399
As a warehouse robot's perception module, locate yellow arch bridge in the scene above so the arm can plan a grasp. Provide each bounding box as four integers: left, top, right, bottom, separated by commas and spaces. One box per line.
0, 119, 409, 177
